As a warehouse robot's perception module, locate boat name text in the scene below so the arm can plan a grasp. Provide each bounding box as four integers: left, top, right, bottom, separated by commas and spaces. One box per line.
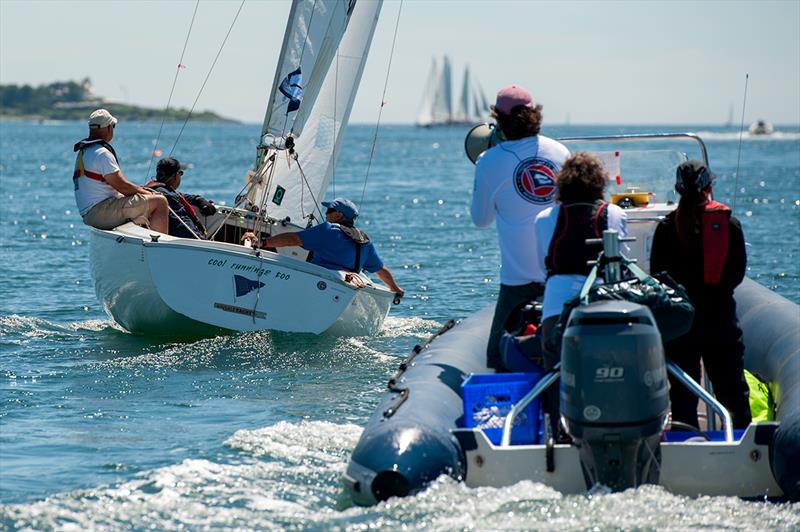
207, 258, 291, 280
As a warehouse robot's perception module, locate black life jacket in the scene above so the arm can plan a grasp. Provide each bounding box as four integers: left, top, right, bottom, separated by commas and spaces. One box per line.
545, 200, 609, 277
145, 180, 207, 238
701, 200, 731, 284
72, 139, 118, 182
335, 224, 370, 273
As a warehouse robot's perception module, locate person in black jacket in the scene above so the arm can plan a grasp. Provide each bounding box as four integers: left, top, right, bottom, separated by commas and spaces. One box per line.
145, 157, 216, 239
650, 160, 751, 429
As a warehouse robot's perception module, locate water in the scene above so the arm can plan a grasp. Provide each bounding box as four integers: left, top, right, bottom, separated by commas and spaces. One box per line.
1, 121, 799, 529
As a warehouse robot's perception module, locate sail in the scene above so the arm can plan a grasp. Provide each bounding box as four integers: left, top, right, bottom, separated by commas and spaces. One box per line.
253, 0, 383, 225
470, 72, 489, 122
455, 65, 471, 123
430, 55, 452, 123
416, 58, 438, 126
260, 0, 355, 142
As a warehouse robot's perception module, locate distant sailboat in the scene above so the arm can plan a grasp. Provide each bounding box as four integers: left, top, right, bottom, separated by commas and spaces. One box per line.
417, 55, 487, 127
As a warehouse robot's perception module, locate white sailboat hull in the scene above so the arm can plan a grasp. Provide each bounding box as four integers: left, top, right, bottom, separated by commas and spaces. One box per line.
90, 224, 394, 336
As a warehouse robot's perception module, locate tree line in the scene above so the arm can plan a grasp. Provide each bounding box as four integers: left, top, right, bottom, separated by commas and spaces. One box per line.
0, 78, 228, 122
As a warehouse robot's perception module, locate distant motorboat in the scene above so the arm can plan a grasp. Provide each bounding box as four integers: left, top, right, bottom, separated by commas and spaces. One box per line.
749, 120, 774, 135
416, 56, 488, 127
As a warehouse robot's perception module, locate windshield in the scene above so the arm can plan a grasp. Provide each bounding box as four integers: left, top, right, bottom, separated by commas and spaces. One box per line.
559, 134, 709, 205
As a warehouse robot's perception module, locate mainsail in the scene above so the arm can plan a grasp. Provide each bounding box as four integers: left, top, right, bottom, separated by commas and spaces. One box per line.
249, 0, 382, 226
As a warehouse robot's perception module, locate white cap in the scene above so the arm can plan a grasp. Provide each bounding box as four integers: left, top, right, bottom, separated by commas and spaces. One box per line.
88, 109, 118, 128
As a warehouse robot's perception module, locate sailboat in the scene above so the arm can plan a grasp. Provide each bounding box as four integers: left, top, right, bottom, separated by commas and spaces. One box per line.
88, 0, 395, 337
416, 56, 488, 127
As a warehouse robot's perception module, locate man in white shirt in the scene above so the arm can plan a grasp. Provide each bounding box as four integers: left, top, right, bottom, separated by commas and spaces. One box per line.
73, 109, 168, 232
470, 85, 570, 370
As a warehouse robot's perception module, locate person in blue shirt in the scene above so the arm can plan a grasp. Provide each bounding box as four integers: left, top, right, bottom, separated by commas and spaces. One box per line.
241, 198, 404, 297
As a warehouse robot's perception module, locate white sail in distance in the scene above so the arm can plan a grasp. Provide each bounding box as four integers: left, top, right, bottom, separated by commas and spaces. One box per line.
417, 56, 487, 126
416, 58, 438, 126
430, 55, 453, 123
253, 0, 383, 225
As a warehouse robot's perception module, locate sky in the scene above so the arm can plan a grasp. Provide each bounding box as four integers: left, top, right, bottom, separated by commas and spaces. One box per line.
1, 0, 798, 126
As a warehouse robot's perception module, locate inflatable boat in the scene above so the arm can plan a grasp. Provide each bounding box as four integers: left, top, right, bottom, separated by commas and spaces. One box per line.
343, 133, 800, 505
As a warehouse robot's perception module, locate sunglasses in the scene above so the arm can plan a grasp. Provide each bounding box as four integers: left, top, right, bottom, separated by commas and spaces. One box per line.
325, 208, 336, 214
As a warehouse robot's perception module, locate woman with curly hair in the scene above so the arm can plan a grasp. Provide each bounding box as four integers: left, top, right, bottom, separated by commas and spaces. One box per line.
534, 152, 628, 438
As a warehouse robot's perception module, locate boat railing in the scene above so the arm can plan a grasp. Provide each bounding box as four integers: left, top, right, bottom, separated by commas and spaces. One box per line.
667, 361, 734, 441
500, 365, 560, 447
499, 360, 734, 447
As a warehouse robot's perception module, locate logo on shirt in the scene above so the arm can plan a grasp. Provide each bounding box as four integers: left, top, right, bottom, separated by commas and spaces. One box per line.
513, 157, 557, 204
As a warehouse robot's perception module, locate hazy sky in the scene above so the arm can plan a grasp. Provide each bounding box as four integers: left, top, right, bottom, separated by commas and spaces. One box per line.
1, 0, 798, 125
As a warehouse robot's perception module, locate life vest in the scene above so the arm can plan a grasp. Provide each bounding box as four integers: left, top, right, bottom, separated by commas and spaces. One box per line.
72, 139, 118, 182
701, 200, 731, 284
334, 224, 370, 272
545, 200, 609, 277
145, 180, 207, 237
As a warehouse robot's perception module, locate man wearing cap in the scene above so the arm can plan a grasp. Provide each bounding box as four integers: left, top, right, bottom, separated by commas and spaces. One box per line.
240, 198, 404, 296
470, 85, 570, 370
73, 109, 169, 232
650, 160, 751, 428
144, 157, 216, 239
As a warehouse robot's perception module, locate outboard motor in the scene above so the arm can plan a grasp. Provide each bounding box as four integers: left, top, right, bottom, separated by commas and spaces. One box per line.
560, 300, 669, 491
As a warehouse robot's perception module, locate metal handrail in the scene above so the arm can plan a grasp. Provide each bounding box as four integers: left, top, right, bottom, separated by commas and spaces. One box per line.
500, 365, 560, 447
667, 360, 733, 442
557, 132, 710, 168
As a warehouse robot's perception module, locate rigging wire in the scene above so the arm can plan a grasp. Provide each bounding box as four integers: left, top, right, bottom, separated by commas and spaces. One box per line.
169, 0, 246, 156
732, 73, 749, 214
359, 0, 404, 207
144, 0, 200, 180
332, 48, 339, 198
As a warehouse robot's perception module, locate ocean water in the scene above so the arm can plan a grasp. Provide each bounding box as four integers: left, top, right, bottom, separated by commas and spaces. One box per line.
1, 120, 799, 530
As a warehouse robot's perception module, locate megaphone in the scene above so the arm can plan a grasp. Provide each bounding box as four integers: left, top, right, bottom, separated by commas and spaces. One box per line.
464, 123, 506, 164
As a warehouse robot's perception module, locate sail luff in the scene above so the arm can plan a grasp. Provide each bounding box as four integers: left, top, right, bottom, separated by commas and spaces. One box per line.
259, 1, 302, 144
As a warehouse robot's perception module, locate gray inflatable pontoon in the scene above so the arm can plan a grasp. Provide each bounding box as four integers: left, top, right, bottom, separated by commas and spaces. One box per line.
344, 278, 799, 505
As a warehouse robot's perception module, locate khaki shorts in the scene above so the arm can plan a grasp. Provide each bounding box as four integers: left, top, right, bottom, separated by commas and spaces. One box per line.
83, 194, 149, 230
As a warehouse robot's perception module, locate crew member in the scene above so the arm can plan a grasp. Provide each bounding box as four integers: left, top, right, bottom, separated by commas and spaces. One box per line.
73, 109, 168, 232
650, 160, 751, 429
241, 198, 404, 297
534, 152, 628, 438
145, 157, 216, 239
470, 84, 570, 370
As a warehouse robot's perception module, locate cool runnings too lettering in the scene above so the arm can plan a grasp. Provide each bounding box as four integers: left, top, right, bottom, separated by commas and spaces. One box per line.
207, 258, 291, 280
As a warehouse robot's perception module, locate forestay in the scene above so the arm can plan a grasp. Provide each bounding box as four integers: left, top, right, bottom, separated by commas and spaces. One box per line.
251, 0, 383, 226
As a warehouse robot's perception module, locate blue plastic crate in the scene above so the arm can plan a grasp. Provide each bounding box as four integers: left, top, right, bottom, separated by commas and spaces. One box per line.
462, 372, 542, 445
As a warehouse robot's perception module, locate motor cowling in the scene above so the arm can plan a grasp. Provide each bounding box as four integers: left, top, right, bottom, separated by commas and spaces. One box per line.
560, 301, 669, 491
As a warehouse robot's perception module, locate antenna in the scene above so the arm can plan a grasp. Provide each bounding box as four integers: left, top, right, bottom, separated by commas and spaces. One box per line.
732, 74, 749, 213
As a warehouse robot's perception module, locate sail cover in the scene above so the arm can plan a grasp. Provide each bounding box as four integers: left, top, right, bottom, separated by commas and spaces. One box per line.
253, 0, 383, 225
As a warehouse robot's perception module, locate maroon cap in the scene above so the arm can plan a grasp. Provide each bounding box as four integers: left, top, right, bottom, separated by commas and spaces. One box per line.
494, 84, 534, 115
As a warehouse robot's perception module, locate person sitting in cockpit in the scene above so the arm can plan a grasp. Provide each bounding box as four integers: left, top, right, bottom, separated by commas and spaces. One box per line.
145, 157, 216, 239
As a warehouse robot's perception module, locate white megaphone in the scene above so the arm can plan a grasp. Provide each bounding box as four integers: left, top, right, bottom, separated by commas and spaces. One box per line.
464, 123, 506, 164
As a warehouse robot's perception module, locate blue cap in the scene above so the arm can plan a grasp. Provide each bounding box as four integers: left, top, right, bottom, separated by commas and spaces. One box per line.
322, 197, 359, 221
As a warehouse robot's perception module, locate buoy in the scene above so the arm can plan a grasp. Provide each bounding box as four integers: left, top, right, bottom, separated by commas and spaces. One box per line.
152, 149, 163, 157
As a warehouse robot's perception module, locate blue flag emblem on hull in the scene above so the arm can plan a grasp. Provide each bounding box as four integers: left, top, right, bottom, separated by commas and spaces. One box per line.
234, 275, 265, 297
278, 67, 303, 113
